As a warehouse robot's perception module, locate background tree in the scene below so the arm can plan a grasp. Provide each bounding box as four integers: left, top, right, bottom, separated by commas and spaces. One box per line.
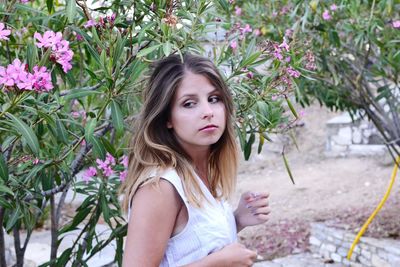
232, 0, 400, 160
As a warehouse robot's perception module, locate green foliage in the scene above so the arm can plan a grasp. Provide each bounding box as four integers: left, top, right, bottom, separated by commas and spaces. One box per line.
0, 0, 299, 265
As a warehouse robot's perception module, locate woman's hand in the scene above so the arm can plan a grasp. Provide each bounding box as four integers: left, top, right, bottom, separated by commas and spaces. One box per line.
184, 243, 257, 267
234, 191, 270, 232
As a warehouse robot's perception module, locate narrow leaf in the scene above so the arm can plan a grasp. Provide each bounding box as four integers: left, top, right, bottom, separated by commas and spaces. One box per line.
66, 0, 76, 23
136, 44, 162, 58
7, 113, 40, 156
282, 150, 295, 185
110, 100, 124, 135
0, 153, 8, 182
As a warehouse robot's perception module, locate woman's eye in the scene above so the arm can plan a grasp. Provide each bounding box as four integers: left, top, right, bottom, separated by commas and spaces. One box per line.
209, 96, 221, 103
183, 101, 196, 108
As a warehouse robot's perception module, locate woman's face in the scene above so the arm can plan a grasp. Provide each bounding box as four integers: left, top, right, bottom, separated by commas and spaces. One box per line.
167, 71, 226, 155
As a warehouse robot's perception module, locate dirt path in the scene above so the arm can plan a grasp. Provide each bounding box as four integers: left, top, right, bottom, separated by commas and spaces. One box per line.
233, 104, 399, 259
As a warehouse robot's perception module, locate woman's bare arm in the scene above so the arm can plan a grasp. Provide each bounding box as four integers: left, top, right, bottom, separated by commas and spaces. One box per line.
122, 180, 182, 266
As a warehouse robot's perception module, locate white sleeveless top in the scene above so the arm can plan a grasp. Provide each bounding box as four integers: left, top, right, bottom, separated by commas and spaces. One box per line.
129, 168, 237, 266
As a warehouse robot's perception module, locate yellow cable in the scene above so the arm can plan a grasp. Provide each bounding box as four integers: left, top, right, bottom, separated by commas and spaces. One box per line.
347, 156, 400, 260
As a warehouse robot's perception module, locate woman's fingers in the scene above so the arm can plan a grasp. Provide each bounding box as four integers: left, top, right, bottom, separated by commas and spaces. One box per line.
252, 206, 271, 215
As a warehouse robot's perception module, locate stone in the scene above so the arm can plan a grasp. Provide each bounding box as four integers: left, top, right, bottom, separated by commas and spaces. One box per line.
331, 252, 342, 263
371, 254, 390, 267
338, 247, 349, 257
361, 249, 372, 260
386, 254, 400, 265
358, 255, 371, 266
325, 243, 337, 253
352, 127, 362, 144
309, 236, 321, 247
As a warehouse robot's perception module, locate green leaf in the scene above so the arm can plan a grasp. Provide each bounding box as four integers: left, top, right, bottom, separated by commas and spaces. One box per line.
84, 119, 97, 141
26, 43, 38, 72
163, 42, 172, 56
110, 100, 124, 136
56, 118, 69, 144
285, 96, 299, 119
6, 206, 21, 231
282, 151, 295, 185
0, 152, 8, 182
7, 113, 40, 156
239, 51, 261, 68
113, 32, 126, 67
66, 0, 76, 23
85, 41, 101, 66
46, 0, 54, 13
89, 136, 106, 160
244, 133, 255, 160
0, 184, 13, 196
63, 88, 102, 100
136, 44, 162, 58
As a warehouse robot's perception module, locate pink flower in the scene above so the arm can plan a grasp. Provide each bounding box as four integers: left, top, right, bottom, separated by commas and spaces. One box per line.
230, 40, 237, 50
0, 66, 15, 86
246, 72, 254, 79
35, 31, 74, 73
285, 29, 293, 39
34, 31, 61, 48
254, 29, 261, 36
106, 153, 116, 166
285, 56, 291, 63
7, 59, 27, 83
83, 167, 97, 184
32, 158, 40, 165
76, 34, 83, 41
235, 6, 242, 16
84, 19, 96, 28
322, 10, 331, 21
240, 24, 252, 34
279, 40, 289, 51
272, 11, 278, 17
20, 0, 30, 2
330, 4, 338, 11
31, 66, 53, 92
286, 66, 300, 78
119, 170, 128, 182
0, 23, 11, 41
271, 95, 278, 101
103, 166, 114, 177
121, 155, 129, 168
273, 45, 283, 60
96, 158, 109, 170
393, 20, 400, 29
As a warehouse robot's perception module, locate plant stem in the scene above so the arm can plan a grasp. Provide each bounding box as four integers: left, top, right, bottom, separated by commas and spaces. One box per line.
0, 207, 6, 267
50, 194, 58, 267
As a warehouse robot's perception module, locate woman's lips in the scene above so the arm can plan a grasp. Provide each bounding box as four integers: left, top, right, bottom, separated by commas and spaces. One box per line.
199, 125, 218, 131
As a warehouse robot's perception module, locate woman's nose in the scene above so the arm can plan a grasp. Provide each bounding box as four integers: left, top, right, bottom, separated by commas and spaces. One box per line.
201, 102, 214, 119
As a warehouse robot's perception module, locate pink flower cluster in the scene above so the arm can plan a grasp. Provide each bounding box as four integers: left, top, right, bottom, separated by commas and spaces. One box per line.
322, 4, 338, 21
34, 31, 74, 73
84, 13, 116, 29
0, 59, 53, 92
0, 23, 11, 41
393, 20, 400, 29
20, 0, 30, 2
286, 66, 300, 78
83, 153, 128, 184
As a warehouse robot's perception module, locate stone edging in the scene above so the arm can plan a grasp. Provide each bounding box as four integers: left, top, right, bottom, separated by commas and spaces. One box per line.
310, 222, 400, 267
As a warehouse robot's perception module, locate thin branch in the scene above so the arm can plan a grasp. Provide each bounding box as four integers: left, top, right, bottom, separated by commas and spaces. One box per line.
0, 207, 6, 267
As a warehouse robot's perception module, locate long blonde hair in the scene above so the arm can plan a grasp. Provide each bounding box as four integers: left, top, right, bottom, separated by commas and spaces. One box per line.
121, 53, 239, 211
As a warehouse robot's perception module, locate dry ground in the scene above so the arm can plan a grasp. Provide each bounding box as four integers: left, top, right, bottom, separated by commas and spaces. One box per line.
233, 103, 400, 260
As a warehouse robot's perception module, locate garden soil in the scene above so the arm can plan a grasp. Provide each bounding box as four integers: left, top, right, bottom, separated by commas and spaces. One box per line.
234, 103, 400, 260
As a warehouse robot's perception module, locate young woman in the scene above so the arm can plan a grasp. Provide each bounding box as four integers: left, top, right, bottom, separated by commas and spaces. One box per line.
121, 53, 270, 266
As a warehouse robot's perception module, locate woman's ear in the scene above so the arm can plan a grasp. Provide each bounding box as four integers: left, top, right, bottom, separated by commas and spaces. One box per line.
167, 121, 173, 129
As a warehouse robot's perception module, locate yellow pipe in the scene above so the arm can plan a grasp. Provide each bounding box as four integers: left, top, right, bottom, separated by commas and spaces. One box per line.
347, 156, 400, 260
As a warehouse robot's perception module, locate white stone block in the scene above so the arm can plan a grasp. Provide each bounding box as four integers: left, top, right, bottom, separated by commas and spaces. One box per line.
331, 253, 342, 263
371, 254, 390, 267
352, 128, 362, 144
325, 243, 337, 253
309, 236, 321, 247
361, 249, 372, 260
